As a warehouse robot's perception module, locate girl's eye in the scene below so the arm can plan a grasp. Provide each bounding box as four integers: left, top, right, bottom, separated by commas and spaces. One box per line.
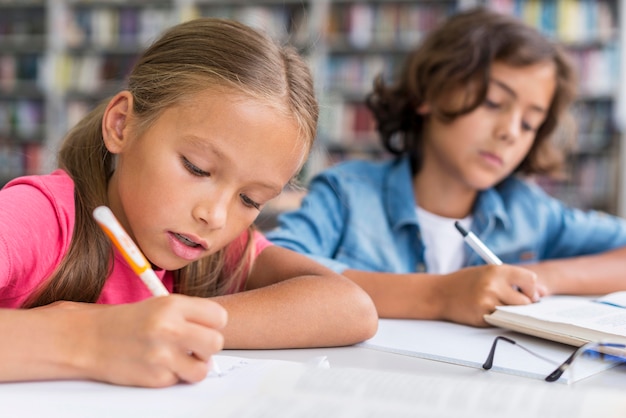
240, 193, 260, 210
484, 99, 501, 109
182, 157, 209, 177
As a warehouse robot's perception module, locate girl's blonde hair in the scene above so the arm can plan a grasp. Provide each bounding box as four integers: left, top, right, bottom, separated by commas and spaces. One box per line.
24, 18, 318, 307
367, 7, 577, 177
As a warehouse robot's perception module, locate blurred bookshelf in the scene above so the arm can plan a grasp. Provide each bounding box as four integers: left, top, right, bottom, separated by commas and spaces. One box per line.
0, 0, 623, 219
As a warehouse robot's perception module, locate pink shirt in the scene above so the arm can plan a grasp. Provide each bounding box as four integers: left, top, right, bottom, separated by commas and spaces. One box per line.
0, 169, 272, 308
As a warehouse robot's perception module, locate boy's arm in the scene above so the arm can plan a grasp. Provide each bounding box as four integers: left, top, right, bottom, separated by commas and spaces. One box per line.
522, 246, 626, 296
343, 264, 539, 327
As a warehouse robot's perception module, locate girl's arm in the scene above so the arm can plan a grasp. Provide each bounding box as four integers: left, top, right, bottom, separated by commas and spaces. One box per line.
212, 245, 378, 349
342, 264, 539, 327
0, 296, 226, 387
523, 246, 626, 296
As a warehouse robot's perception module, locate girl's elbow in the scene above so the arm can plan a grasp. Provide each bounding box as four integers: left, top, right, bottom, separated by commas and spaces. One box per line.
346, 284, 379, 343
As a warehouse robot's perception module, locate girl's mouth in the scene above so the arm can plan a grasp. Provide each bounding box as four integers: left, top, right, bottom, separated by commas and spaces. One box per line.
167, 232, 207, 261
173, 232, 201, 247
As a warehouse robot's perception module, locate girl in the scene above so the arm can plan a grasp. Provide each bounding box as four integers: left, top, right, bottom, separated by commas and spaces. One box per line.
0, 18, 377, 387
267, 8, 626, 327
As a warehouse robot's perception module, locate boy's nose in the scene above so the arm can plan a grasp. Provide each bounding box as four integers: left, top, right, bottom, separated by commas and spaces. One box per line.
496, 110, 522, 141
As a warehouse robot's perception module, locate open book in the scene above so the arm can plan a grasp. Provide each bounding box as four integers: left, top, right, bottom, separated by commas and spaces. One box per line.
5, 354, 624, 417
484, 292, 626, 346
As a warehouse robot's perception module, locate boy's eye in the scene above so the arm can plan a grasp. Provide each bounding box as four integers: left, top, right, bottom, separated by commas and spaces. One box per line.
182, 157, 209, 177
240, 193, 260, 210
521, 121, 538, 133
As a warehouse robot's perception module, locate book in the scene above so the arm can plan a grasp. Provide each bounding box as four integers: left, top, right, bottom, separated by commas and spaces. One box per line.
484, 292, 626, 347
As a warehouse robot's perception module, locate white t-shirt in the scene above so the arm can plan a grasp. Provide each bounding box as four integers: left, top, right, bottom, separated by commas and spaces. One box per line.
416, 206, 472, 275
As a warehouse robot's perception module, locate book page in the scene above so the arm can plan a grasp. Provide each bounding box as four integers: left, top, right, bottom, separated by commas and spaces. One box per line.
3, 354, 625, 417
492, 296, 626, 340
596, 291, 626, 308
211, 365, 626, 418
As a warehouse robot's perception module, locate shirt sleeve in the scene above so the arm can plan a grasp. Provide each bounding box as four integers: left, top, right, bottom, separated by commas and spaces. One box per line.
265, 173, 352, 273
0, 174, 74, 305
542, 197, 626, 258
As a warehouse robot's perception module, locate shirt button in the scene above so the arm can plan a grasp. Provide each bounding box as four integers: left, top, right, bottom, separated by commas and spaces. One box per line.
416, 262, 426, 272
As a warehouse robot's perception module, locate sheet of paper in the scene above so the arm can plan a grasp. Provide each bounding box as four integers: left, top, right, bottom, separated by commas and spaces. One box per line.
4, 354, 625, 418
359, 318, 615, 383
210, 366, 626, 418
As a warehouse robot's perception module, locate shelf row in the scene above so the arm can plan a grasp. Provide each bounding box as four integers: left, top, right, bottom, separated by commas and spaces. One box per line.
1, 38, 619, 102
1, 1, 618, 50
0, 0, 622, 214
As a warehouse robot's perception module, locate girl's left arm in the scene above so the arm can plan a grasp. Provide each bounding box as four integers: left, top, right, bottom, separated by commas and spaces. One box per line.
524, 246, 626, 296
211, 245, 378, 349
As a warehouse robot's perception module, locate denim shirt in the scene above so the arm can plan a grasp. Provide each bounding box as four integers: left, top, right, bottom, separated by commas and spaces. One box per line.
266, 156, 626, 274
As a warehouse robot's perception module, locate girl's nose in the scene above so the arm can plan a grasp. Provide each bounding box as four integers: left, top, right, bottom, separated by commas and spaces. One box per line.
192, 196, 228, 230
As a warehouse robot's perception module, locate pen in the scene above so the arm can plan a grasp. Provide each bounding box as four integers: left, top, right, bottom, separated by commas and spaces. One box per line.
454, 221, 525, 294
93, 205, 169, 296
454, 221, 502, 265
93, 206, 222, 376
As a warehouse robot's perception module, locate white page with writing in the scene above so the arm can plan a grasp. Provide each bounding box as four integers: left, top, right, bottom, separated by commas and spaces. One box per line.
597, 291, 626, 308
4, 355, 625, 418
359, 319, 615, 383
210, 365, 626, 418
494, 296, 626, 337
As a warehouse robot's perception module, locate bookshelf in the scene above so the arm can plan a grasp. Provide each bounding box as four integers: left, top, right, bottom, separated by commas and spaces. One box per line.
317, 0, 455, 155
0, 0, 624, 218
0, 1, 46, 184
42, 0, 178, 173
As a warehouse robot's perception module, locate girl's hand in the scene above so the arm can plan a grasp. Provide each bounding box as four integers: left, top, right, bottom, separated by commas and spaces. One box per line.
59, 295, 227, 387
435, 265, 539, 327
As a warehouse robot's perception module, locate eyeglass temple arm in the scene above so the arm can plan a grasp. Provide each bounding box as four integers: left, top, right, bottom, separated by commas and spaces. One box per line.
545, 352, 575, 382
483, 336, 516, 370
546, 342, 626, 383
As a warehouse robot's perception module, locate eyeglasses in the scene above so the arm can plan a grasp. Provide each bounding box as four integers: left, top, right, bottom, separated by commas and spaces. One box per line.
482, 335, 626, 383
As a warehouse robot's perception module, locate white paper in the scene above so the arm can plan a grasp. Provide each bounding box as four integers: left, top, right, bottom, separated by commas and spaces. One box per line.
211, 366, 626, 418
3, 354, 625, 418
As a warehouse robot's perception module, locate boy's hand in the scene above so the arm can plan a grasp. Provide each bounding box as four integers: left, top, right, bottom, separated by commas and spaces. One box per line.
436, 265, 539, 327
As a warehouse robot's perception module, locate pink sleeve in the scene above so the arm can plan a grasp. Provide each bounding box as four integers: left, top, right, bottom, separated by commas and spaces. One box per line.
0, 171, 75, 307
224, 229, 273, 293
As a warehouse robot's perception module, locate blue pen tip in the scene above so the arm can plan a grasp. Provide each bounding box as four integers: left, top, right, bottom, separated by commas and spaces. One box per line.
454, 221, 468, 237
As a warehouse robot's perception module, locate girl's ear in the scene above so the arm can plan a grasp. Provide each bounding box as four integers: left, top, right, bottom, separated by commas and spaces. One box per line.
102, 91, 133, 154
